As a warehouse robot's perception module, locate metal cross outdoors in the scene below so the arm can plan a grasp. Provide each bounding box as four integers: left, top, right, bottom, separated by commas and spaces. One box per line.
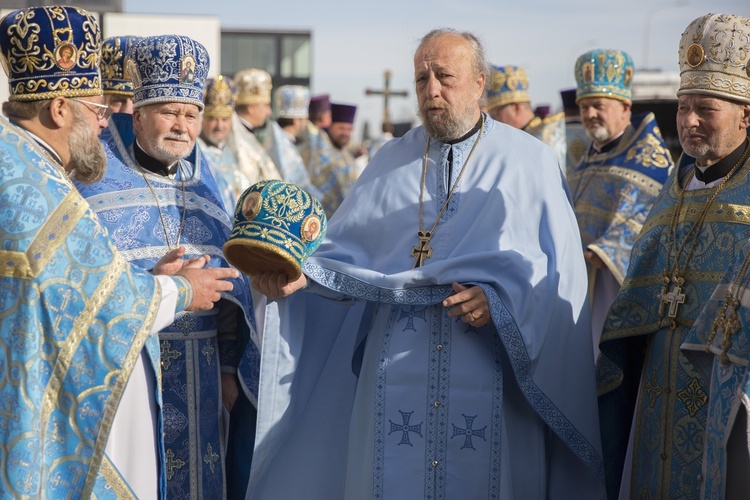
365, 70, 408, 130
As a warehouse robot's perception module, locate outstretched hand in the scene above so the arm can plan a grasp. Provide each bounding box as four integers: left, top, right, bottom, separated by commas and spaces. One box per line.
153, 246, 207, 276
443, 283, 491, 328
176, 257, 239, 311
251, 270, 307, 300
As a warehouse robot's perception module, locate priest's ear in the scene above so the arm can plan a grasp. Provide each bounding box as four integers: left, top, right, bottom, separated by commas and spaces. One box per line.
46, 97, 73, 129
739, 103, 750, 130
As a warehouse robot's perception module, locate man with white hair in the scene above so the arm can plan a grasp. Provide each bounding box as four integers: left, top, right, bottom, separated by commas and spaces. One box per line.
76, 35, 259, 499
0, 7, 238, 499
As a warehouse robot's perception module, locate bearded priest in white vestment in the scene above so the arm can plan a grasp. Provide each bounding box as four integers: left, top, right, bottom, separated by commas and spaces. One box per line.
247, 28, 606, 500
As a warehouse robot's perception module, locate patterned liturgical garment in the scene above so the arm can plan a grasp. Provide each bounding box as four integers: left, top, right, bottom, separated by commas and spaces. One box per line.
600, 143, 750, 499
683, 240, 750, 499
297, 122, 360, 216
0, 115, 164, 498
77, 114, 260, 499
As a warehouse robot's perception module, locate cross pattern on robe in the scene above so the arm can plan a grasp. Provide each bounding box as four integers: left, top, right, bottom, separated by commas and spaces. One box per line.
451, 414, 487, 450
0, 399, 19, 430
365, 70, 408, 130
412, 231, 433, 268
4, 185, 45, 232
48, 288, 77, 331
73, 224, 103, 265
165, 448, 186, 481
388, 410, 423, 446
398, 306, 427, 332
204, 442, 219, 474
9, 440, 41, 494
202, 339, 215, 365
160, 342, 182, 371
63, 465, 85, 500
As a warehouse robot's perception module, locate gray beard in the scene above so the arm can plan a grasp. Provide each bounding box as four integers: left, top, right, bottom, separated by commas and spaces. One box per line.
68, 111, 107, 184
419, 105, 476, 143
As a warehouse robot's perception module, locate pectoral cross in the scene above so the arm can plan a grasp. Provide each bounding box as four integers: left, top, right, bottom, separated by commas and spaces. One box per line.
412, 230, 432, 268
658, 282, 686, 322
658, 275, 686, 320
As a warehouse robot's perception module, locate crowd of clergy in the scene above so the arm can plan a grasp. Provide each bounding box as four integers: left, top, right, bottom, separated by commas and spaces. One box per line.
1, 4, 750, 500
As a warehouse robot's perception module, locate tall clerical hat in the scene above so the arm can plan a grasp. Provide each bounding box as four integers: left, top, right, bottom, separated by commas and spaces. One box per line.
203, 75, 237, 118
331, 103, 356, 124
486, 65, 531, 110
276, 85, 310, 119
127, 34, 209, 110
0, 6, 102, 101
560, 88, 578, 111
101, 35, 141, 96
574, 49, 634, 104
223, 180, 327, 280
234, 68, 272, 105
677, 13, 750, 105
309, 94, 331, 116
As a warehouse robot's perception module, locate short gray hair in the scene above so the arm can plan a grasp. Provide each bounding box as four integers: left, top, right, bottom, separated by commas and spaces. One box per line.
2, 99, 48, 120
418, 28, 488, 87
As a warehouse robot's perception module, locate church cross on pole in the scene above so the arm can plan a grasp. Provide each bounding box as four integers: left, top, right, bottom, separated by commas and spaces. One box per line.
365, 70, 408, 130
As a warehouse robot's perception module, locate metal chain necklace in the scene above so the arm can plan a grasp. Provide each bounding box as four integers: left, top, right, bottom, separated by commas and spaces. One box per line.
658, 140, 750, 329
137, 163, 188, 251
412, 115, 484, 268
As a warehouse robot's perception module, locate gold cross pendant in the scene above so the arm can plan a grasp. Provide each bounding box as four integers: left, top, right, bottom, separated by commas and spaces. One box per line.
411, 230, 433, 268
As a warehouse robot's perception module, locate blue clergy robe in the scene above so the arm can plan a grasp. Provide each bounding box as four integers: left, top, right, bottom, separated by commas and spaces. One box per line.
199, 137, 251, 215
599, 146, 750, 499
76, 114, 259, 499
297, 122, 359, 216
248, 116, 605, 499
683, 240, 750, 499
0, 116, 166, 498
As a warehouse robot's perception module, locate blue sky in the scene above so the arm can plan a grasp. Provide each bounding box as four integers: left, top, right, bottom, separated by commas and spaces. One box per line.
125, 0, 748, 140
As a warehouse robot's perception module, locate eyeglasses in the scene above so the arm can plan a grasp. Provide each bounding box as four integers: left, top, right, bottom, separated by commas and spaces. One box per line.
69, 98, 110, 120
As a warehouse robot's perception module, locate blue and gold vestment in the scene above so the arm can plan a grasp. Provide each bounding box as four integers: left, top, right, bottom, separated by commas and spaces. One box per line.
683, 241, 750, 499
525, 112, 567, 173
297, 122, 359, 217
0, 115, 163, 498
263, 121, 324, 202
568, 112, 672, 285
600, 150, 750, 499
76, 114, 259, 499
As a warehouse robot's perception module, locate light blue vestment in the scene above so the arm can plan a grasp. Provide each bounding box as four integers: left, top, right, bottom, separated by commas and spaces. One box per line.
263, 121, 324, 201
248, 117, 605, 499
0, 115, 164, 498
76, 114, 259, 499
199, 137, 250, 214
